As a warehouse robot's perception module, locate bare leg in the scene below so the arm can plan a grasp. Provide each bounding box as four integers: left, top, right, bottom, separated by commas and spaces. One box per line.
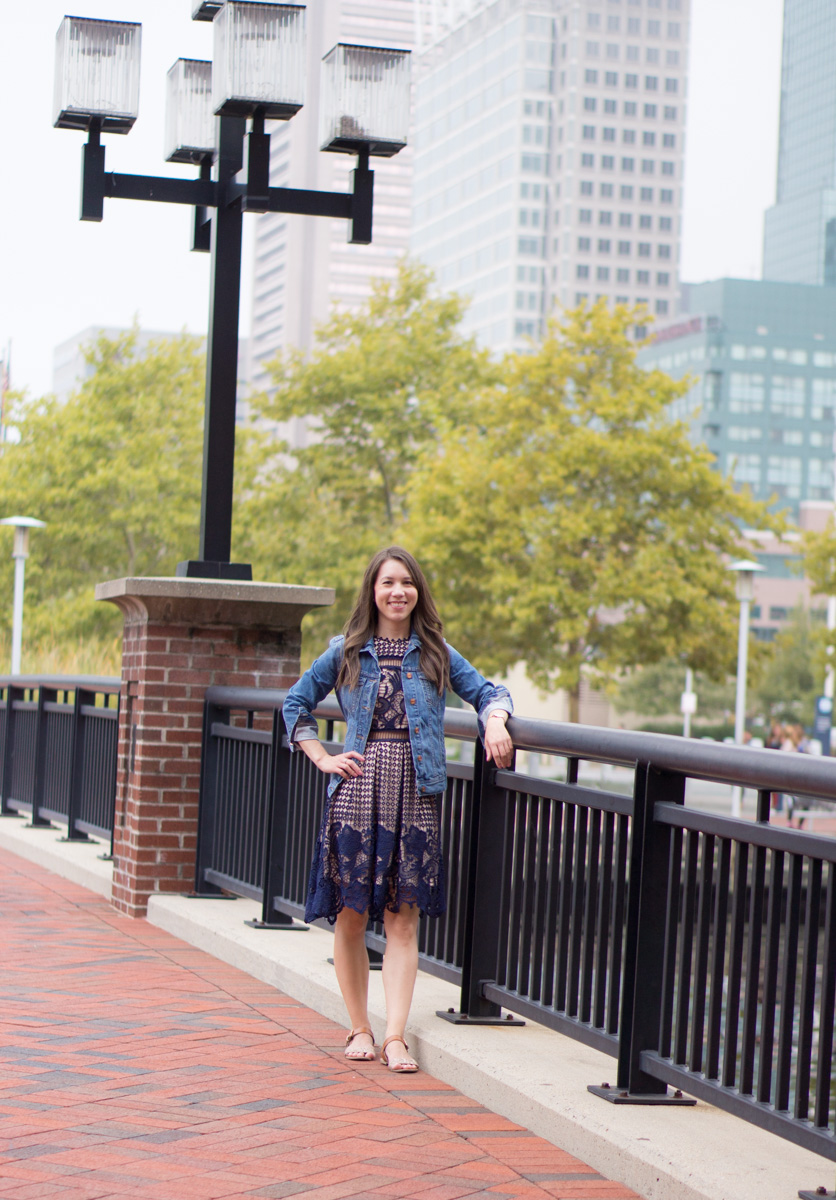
381, 904, 420, 1069
334, 907, 374, 1057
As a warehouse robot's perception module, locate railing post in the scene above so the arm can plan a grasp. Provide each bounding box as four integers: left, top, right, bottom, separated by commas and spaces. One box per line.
62, 687, 93, 841
191, 693, 232, 897
438, 735, 523, 1025
1, 684, 22, 817
29, 684, 55, 827
590, 762, 694, 1105
247, 709, 302, 929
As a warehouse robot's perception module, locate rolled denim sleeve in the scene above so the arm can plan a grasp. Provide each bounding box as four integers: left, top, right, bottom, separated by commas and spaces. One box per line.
282, 636, 344, 750
447, 643, 513, 739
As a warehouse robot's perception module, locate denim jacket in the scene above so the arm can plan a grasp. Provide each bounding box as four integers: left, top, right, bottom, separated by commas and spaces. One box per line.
282, 633, 513, 798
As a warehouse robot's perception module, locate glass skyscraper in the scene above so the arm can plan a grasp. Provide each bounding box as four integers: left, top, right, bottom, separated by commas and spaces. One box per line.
762, 0, 836, 285
411, 0, 690, 353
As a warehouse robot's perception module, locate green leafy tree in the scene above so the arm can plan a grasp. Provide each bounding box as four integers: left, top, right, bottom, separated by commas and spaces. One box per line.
750, 606, 823, 726
234, 261, 495, 648
403, 302, 775, 719
0, 329, 205, 646
615, 659, 736, 722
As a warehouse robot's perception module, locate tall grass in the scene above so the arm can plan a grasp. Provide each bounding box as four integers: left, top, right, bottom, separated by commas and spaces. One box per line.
0, 632, 122, 678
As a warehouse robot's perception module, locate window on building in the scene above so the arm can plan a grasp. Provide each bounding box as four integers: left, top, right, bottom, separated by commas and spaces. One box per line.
657, 271, 670, 285
661, 161, 675, 175
638, 243, 651, 257
618, 240, 631, 254
577, 264, 590, 279
624, 100, 637, 115
603, 127, 616, 141
580, 181, 594, 195
637, 269, 650, 284
642, 160, 655, 174
645, 75, 659, 90
581, 152, 595, 167
607, 43, 620, 59
608, 14, 621, 31
665, 77, 678, 92
623, 129, 636, 144
627, 17, 641, 33
601, 182, 614, 197
643, 131, 656, 146
646, 47, 660, 64
625, 73, 638, 88
666, 50, 680, 65
602, 154, 615, 168
585, 69, 599, 83
813, 351, 835, 367
659, 216, 673, 231
597, 266, 610, 281
620, 212, 633, 227
578, 236, 591, 251
587, 11, 601, 27
766, 457, 802, 497
599, 211, 613, 225
579, 209, 593, 223
658, 244, 671, 258
605, 71, 618, 85
728, 426, 761, 443
620, 184, 634, 199
584, 97, 597, 112
668, 21, 681, 36
726, 454, 762, 485
812, 378, 836, 420
583, 125, 596, 140
617, 268, 630, 282
655, 299, 669, 314
639, 214, 652, 228
648, 19, 661, 35
664, 107, 677, 121
626, 45, 640, 62
660, 188, 674, 202
598, 238, 612, 252
622, 157, 635, 171
771, 375, 806, 417
587, 41, 600, 56
616, 295, 629, 304
604, 98, 617, 113
575, 294, 590, 305
729, 373, 765, 413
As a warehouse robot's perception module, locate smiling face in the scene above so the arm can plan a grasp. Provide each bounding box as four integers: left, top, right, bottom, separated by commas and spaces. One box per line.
373, 557, 419, 637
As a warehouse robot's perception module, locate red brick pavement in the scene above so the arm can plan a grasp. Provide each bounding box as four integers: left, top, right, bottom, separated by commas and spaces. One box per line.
0, 849, 643, 1200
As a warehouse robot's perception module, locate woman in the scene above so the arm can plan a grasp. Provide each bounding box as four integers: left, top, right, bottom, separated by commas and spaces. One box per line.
282, 546, 513, 1073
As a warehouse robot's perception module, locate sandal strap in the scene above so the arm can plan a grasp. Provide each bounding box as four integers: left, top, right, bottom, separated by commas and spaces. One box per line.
381, 1035, 409, 1055
346, 1027, 374, 1046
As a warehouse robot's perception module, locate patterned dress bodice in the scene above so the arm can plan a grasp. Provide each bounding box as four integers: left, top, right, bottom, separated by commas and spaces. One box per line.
371, 638, 410, 731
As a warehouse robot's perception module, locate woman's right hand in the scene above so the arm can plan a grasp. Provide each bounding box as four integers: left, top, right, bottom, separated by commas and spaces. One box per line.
317, 751, 365, 779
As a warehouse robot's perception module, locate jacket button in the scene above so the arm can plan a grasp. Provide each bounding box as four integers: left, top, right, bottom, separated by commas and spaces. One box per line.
414, 726, 419, 733
417, 755, 422, 762
406, 672, 412, 678
409, 698, 416, 705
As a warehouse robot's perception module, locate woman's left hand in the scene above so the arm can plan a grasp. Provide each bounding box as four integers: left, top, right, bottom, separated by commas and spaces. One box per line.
484, 713, 513, 769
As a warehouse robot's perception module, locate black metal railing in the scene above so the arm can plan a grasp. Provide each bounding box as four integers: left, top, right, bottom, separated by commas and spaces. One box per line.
193, 686, 836, 1161
0, 675, 121, 846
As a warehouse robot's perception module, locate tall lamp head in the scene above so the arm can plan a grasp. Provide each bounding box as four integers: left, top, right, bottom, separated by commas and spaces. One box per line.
53, 16, 141, 133
728, 558, 765, 605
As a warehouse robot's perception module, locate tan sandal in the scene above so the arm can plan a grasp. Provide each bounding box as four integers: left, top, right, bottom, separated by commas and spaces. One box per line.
344, 1027, 376, 1061
380, 1035, 418, 1073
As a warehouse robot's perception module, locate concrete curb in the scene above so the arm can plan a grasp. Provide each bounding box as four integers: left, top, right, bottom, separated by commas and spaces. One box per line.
0, 818, 829, 1200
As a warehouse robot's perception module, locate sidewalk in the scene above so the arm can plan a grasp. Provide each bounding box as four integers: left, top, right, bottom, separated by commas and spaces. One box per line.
0, 848, 640, 1200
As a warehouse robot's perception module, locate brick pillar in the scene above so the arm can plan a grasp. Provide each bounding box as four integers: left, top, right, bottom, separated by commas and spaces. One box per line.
95, 577, 334, 917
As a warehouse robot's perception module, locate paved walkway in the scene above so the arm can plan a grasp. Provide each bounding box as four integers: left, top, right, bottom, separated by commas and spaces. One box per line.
0, 849, 642, 1200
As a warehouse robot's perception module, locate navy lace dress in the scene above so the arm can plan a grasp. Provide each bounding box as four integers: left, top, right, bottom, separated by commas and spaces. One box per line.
305, 637, 446, 924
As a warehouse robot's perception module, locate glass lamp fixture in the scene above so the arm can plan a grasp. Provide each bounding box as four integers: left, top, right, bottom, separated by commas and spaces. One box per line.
165, 59, 215, 163
728, 558, 765, 604
320, 44, 411, 157
212, 2, 306, 119
53, 16, 141, 133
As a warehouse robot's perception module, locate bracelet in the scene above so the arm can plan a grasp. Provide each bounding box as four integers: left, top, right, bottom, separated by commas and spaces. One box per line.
487, 712, 507, 722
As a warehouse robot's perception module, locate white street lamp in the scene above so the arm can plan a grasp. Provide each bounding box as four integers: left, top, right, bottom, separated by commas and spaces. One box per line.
0, 517, 46, 676
728, 558, 765, 817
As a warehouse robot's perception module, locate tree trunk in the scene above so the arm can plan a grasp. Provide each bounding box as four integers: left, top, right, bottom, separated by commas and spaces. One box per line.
568, 685, 581, 723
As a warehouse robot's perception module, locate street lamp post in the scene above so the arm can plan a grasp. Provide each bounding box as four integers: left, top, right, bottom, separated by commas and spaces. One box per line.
728, 558, 765, 818
54, 5, 411, 580
0, 517, 46, 676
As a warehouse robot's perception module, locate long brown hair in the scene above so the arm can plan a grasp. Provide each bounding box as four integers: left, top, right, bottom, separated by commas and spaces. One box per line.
336, 547, 450, 693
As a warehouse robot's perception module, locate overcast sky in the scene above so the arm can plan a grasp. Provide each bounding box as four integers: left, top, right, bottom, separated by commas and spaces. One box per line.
0, 0, 784, 398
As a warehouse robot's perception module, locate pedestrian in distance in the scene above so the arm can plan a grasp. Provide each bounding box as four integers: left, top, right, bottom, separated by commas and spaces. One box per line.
282, 546, 514, 1073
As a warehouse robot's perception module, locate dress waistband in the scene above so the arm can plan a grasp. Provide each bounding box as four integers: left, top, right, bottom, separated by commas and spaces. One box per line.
366, 728, 410, 742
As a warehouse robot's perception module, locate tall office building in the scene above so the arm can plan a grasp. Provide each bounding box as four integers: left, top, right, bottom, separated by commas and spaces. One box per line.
411, 0, 690, 352
248, 1, 474, 395
762, 0, 836, 285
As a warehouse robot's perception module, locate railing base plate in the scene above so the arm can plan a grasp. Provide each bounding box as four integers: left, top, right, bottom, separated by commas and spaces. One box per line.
244, 918, 309, 931
798, 1191, 835, 1199
588, 1084, 696, 1105
436, 1010, 525, 1026
57, 834, 92, 843
186, 891, 238, 899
